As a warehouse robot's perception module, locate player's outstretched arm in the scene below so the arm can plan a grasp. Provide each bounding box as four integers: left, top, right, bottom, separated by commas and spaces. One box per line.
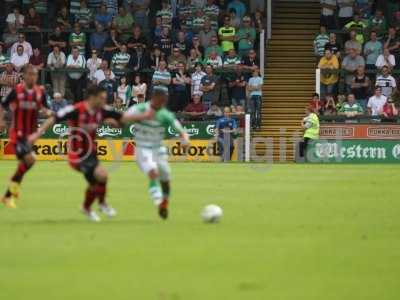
120, 108, 155, 124
27, 115, 56, 145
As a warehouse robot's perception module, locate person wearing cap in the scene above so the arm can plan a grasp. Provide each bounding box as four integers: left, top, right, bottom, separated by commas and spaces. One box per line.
375, 65, 397, 97
236, 15, 257, 57
122, 85, 190, 220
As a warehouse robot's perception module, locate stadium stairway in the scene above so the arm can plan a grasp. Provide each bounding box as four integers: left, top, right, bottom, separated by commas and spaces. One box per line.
253, 0, 320, 162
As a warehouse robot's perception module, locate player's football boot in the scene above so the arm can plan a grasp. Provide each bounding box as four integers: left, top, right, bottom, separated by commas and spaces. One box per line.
81, 208, 101, 222
149, 186, 163, 206
158, 199, 169, 220
99, 204, 117, 218
8, 181, 20, 199
1, 196, 17, 209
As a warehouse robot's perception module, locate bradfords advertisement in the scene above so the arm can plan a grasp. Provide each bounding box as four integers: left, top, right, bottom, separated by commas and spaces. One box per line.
0, 139, 236, 162
307, 140, 400, 163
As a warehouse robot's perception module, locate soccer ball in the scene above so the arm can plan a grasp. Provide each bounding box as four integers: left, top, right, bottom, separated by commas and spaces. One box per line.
201, 204, 223, 223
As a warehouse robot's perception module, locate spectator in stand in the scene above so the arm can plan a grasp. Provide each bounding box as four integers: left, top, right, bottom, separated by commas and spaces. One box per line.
383, 27, 400, 68
98, 69, 117, 104
376, 48, 396, 70
247, 67, 263, 129
323, 94, 337, 116
344, 13, 367, 44
0, 63, 19, 99
192, 10, 207, 34
111, 43, 131, 78
155, 27, 173, 57
324, 32, 341, 58
318, 49, 339, 99
0, 44, 10, 68
49, 26, 68, 51
187, 48, 202, 70
337, 0, 355, 28
86, 49, 102, 83
130, 0, 150, 31
95, 4, 113, 28
236, 16, 256, 57
149, 45, 165, 70
338, 93, 364, 118
375, 66, 397, 97
367, 87, 387, 116
382, 97, 398, 119
116, 76, 132, 108
309, 93, 323, 114
115, 6, 134, 43
179, 0, 195, 32
29, 48, 44, 70
47, 45, 66, 96
229, 8, 241, 29
200, 64, 218, 109
314, 25, 330, 59
345, 30, 362, 54
152, 60, 171, 87
24, 7, 42, 49
2, 24, 19, 51
355, 0, 372, 19
368, 9, 387, 39
10, 33, 33, 58
103, 28, 121, 62
228, 66, 247, 109
56, 5, 72, 30
227, 0, 247, 20
173, 31, 190, 56
105, 0, 119, 17
250, 0, 264, 15
170, 62, 191, 112
219, 15, 236, 54
204, 0, 220, 31
69, 23, 87, 56
205, 35, 224, 58
6, 6, 25, 29
351, 65, 370, 110
199, 20, 217, 49
223, 48, 241, 69
90, 23, 108, 55
320, 0, 337, 30
364, 31, 382, 70
191, 36, 205, 58
191, 63, 206, 96
66, 47, 86, 103
204, 50, 223, 69
11, 45, 29, 72
242, 49, 259, 72
50, 92, 68, 113
131, 74, 147, 104
75, 0, 93, 29
156, 0, 173, 30
207, 103, 223, 117
127, 26, 148, 54
342, 48, 365, 92
184, 93, 206, 120
94, 59, 115, 84
168, 48, 187, 71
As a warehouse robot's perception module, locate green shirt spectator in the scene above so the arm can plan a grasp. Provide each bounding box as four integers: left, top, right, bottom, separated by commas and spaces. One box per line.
368, 10, 387, 38
314, 26, 330, 57
344, 15, 368, 44
363, 31, 383, 66
218, 16, 236, 53
339, 94, 364, 118
236, 16, 257, 56
115, 7, 135, 42
69, 24, 87, 56
204, 36, 224, 57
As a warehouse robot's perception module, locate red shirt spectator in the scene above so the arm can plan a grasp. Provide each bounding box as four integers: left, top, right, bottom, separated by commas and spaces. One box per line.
184, 94, 206, 119
382, 101, 398, 118
29, 48, 44, 70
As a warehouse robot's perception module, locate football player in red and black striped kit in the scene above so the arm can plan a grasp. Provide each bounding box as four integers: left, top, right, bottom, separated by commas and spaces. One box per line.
34, 85, 153, 222
0, 65, 51, 208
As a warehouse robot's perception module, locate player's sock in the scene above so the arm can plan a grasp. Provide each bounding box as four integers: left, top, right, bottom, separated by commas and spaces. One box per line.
95, 182, 107, 205
159, 181, 170, 220
83, 185, 97, 211
149, 179, 162, 205
11, 161, 32, 183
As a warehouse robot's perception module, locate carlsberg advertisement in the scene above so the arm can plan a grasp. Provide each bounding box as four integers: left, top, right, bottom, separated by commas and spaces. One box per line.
307, 140, 400, 163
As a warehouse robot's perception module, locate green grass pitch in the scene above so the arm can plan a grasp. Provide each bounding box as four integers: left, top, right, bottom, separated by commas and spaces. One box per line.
0, 161, 399, 300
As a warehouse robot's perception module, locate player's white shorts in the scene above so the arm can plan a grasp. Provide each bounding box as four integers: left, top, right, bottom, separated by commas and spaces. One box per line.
135, 146, 171, 181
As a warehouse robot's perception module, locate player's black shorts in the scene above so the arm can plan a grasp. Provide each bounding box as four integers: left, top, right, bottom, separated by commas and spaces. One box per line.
15, 139, 33, 160
74, 153, 99, 184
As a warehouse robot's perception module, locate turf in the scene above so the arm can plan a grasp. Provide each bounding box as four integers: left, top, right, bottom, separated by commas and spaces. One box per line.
0, 161, 399, 300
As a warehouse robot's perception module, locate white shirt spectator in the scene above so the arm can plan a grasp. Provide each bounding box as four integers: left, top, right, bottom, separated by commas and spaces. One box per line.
321, 0, 336, 16
375, 75, 397, 97
337, 0, 354, 18
47, 51, 66, 68
10, 41, 33, 58
86, 57, 102, 81
66, 54, 86, 79
375, 54, 396, 69
94, 69, 115, 84
191, 70, 206, 96
10, 52, 29, 70
367, 95, 387, 116
6, 13, 24, 28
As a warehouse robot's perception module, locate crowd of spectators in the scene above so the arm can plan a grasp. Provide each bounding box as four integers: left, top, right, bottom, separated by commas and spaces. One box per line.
315, 0, 400, 120
0, 0, 265, 127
